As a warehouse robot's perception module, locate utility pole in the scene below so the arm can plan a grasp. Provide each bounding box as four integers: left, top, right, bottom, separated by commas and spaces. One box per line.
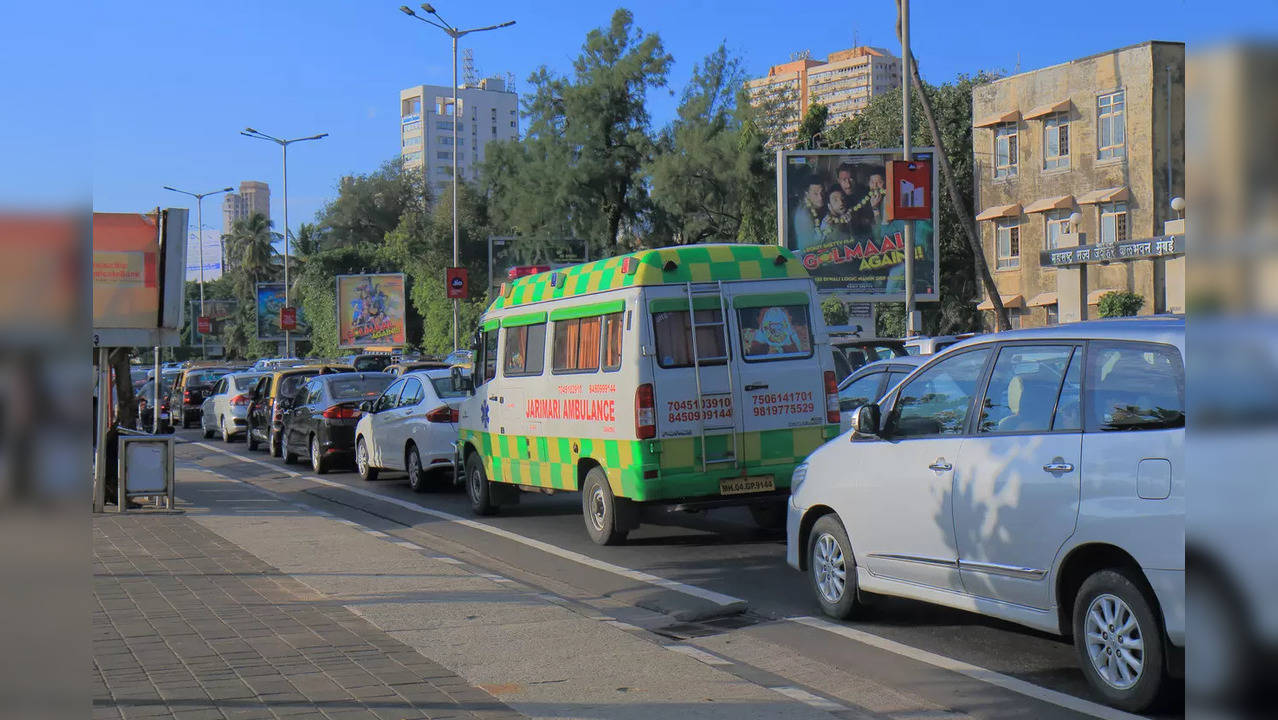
900, 0, 917, 337
163, 185, 233, 359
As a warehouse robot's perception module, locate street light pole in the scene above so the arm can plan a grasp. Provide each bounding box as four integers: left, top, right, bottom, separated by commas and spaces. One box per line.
240, 128, 328, 357
400, 3, 515, 351
163, 185, 234, 359
899, 0, 916, 337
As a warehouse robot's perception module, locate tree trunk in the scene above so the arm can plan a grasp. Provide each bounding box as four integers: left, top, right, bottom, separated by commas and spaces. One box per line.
109, 347, 137, 430
908, 53, 1011, 332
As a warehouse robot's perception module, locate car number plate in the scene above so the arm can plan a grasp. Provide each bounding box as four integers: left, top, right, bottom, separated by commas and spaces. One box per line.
719, 475, 775, 495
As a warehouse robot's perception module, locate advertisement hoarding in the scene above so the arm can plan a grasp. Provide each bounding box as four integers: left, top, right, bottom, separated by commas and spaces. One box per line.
446, 267, 468, 299
778, 149, 939, 302
336, 273, 407, 349
190, 299, 236, 344
256, 283, 310, 340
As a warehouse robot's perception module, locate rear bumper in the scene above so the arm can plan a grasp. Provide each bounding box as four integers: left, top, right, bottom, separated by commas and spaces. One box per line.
319, 424, 357, 456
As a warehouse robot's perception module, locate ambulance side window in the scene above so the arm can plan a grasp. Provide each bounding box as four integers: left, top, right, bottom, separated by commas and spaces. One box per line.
653, 310, 727, 369
504, 323, 546, 377
553, 316, 602, 373
483, 329, 498, 383
601, 312, 624, 371
738, 305, 813, 362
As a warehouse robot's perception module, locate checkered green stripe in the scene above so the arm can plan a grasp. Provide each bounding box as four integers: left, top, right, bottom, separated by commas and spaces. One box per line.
489, 244, 808, 312
458, 424, 837, 502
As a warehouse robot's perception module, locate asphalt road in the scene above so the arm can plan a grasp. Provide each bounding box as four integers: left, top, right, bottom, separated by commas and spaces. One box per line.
173, 425, 1183, 719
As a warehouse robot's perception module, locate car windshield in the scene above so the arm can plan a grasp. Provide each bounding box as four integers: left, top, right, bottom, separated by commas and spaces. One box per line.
187, 369, 229, 385
231, 374, 265, 392
353, 356, 394, 372
279, 373, 317, 398
327, 376, 393, 401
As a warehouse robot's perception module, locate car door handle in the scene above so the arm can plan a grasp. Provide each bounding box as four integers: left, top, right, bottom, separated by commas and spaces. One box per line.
744, 383, 769, 391
928, 459, 953, 472
1043, 460, 1075, 473
489, 395, 499, 401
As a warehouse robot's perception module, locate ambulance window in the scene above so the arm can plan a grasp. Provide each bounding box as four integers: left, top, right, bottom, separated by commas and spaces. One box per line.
553, 316, 603, 373
653, 309, 727, 369
601, 313, 624, 371
738, 305, 813, 362
504, 324, 546, 377
483, 330, 498, 383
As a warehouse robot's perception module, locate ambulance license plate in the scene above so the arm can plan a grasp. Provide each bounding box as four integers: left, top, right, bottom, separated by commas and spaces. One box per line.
720, 475, 775, 495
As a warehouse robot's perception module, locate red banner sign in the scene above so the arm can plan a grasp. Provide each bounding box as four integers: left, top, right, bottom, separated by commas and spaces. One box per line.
886, 159, 932, 221
446, 267, 469, 299
279, 306, 297, 331
197, 316, 212, 334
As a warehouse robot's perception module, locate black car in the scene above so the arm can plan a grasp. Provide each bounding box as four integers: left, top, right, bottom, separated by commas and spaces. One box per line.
170, 367, 231, 428
347, 354, 397, 373
281, 372, 394, 474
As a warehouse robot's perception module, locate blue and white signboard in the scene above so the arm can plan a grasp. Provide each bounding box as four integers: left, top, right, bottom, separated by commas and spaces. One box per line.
185, 228, 223, 281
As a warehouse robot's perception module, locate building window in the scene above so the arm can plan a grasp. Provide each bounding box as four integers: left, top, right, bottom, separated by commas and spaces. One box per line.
438, 135, 453, 145
402, 151, 422, 164
402, 97, 421, 116
1043, 113, 1070, 170
492, 125, 498, 137
1045, 304, 1059, 325
1099, 202, 1128, 244
1045, 209, 1071, 250
402, 135, 422, 148
996, 220, 1020, 269
994, 123, 1018, 178
510, 121, 516, 128
436, 121, 452, 131
1097, 90, 1125, 160
436, 151, 450, 160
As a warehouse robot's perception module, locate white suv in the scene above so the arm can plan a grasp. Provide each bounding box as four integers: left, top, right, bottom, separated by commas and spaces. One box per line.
787, 318, 1184, 712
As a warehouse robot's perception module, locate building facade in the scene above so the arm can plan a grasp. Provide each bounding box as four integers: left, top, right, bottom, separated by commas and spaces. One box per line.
746, 47, 901, 145
400, 77, 519, 196
971, 41, 1185, 328
221, 180, 270, 236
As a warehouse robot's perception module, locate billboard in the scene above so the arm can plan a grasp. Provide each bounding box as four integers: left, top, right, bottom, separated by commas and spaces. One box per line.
778, 149, 939, 301
185, 228, 223, 282
190, 299, 236, 344
256, 283, 310, 340
336, 273, 407, 349
92, 209, 187, 347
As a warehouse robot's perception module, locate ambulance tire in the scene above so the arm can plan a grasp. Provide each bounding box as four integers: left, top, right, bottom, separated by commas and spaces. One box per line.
581, 467, 630, 546
466, 453, 497, 516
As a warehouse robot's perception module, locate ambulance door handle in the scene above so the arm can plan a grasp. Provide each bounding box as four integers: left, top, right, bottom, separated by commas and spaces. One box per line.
745, 383, 769, 391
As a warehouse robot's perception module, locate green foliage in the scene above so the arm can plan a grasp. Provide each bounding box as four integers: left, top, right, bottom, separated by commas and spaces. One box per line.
1096, 291, 1145, 318
796, 102, 829, 148
821, 296, 848, 326
827, 71, 1002, 336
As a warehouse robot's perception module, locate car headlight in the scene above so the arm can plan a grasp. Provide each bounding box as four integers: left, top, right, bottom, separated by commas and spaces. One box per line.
791, 463, 808, 494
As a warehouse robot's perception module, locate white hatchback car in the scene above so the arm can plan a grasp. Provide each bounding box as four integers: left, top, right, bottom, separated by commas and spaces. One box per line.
200, 372, 266, 442
353, 369, 465, 491
787, 318, 1184, 712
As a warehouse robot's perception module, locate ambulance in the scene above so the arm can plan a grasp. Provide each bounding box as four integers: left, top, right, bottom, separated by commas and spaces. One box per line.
452, 244, 841, 544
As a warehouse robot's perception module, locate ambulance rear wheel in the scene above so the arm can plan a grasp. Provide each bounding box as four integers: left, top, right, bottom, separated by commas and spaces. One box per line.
466, 453, 497, 516
582, 467, 628, 546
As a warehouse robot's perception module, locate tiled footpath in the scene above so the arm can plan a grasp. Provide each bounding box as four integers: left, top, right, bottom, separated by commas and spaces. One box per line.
93, 514, 525, 720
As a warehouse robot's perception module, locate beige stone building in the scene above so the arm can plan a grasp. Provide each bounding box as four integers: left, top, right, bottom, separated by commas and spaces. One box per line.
746, 47, 900, 146
971, 41, 1185, 328
221, 180, 270, 236
400, 76, 519, 198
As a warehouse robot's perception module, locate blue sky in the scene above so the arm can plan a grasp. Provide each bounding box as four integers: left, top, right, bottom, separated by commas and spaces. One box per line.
10, 1, 1270, 235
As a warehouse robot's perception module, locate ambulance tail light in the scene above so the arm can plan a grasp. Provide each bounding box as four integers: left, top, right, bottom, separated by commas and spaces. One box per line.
635, 383, 656, 439
425, 405, 459, 423
824, 371, 840, 424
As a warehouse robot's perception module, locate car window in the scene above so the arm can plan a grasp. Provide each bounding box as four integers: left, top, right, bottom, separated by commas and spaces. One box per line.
353, 356, 393, 372
329, 376, 393, 402
738, 305, 813, 362
891, 348, 991, 438
398, 378, 424, 407
977, 345, 1076, 434
505, 323, 547, 376
430, 376, 465, 399
553, 316, 604, 373
838, 371, 884, 412
1085, 341, 1184, 432
278, 373, 315, 399
653, 309, 727, 369
832, 350, 852, 381
375, 379, 406, 412
885, 369, 912, 390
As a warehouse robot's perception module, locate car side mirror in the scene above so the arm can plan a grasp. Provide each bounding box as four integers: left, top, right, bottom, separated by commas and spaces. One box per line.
851, 403, 881, 439
359, 400, 373, 413
451, 366, 474, 394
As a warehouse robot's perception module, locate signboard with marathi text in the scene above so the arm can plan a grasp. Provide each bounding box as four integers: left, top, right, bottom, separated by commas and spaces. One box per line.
1040, 235, 1184, 268
336, 273, 407, 349
778, 149, 939, 302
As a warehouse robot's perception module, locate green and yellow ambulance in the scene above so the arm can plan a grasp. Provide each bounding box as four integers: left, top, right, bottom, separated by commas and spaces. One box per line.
453, 243, 841, 544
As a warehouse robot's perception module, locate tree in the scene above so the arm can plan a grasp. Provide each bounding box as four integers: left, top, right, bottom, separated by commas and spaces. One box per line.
484, 8, 671, 254
821, 296, 849, 326
1097, 291, 1145, 318
796, 102, 829, 148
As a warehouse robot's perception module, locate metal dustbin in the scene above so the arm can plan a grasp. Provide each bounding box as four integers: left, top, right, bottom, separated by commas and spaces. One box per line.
116, 431, 176, 511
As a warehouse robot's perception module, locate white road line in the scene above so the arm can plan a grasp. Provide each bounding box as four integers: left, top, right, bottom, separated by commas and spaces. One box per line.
791, 616, 1143, 720
432, 556, 466, 565
392, 540, 420, 550
665, 644, 732, 666
192, 442, 747, 610
363, 529, 389, 538
769, 686, 844, 711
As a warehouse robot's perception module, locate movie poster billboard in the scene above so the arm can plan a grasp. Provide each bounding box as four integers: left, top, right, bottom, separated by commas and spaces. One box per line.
778, 149, 940, 301
256, 283, 310, 340
336, 273, 407, 349
189, 299, 236, 344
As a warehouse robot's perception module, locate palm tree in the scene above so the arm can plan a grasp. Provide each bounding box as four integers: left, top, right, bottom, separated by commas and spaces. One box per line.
223, 213, 278, 298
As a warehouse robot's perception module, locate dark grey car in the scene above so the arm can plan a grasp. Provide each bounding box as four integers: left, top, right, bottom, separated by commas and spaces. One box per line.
281, 372, 394, 474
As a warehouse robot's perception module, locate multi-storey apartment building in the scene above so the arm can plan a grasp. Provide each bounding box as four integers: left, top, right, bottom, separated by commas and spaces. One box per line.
746, 47, 901, 145
400, 76, 519, 196
971, 41, 1185, 328
221, 181, 270, 236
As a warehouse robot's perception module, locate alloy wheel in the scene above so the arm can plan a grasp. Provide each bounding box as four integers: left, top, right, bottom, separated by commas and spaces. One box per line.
813, 533, 847, 603
1084, 593, 1144, 690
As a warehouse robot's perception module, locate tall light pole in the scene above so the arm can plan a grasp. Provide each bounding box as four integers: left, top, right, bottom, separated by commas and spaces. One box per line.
899, 0, 916, 337
240, 128, 327, 357
400, 3, 515, 350
163, 185, 233, 359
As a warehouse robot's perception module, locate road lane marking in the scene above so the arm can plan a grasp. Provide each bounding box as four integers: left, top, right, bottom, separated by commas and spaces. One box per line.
792, 616, 1144, 720
665, 644, 732, 666
604, 620, 643, 633
768, 686, 845, 711
392, 540, 421, 550
191, 441, 747, 610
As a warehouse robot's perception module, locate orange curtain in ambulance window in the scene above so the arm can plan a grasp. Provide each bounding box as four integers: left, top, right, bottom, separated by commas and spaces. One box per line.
601, 313, 624, 370
738, 305, 813, 361
553, 317, 603, 372
653, 310, 727, 368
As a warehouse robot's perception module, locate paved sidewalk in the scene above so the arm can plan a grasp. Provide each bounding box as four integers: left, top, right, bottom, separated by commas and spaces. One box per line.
93, 513, 524, 720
